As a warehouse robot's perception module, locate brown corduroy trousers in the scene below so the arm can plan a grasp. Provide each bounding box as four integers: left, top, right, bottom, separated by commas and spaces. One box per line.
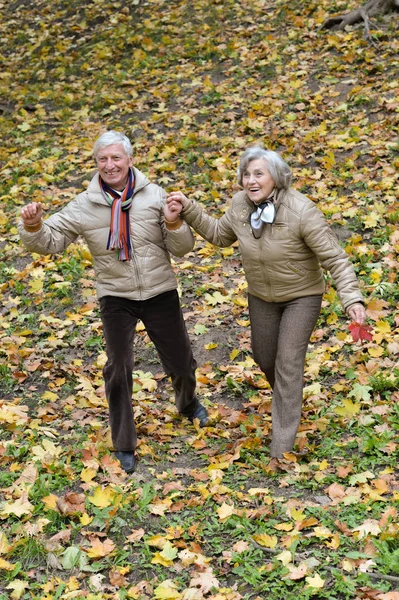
100, 291, 198, 452
248, 293, 322, 458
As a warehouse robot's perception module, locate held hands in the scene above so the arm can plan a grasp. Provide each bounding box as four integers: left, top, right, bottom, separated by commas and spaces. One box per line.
347, 302, 367, 325
21, 202, 43, 227
165, 191, 189, 223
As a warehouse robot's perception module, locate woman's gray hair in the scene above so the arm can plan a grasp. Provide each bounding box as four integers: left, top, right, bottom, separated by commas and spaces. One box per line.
238, 146, 292, 189
93, 130, 133, 157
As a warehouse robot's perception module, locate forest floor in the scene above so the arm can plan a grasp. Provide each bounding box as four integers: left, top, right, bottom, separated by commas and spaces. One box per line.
0, 0, 399, 599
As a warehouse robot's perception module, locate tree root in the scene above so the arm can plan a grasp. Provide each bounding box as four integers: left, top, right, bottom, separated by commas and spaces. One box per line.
321, 0, 399, 42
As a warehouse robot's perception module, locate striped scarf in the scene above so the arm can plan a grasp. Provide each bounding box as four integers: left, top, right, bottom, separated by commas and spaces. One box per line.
100, 168, 135, 261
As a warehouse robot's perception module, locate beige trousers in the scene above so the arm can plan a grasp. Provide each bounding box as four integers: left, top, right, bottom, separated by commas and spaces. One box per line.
248, 293, 322, 458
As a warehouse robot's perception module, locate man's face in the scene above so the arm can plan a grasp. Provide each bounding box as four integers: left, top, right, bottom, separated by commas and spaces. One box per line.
96, 143, 132, 190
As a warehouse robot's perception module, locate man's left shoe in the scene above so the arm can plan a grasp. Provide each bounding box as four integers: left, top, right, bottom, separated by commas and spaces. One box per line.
115, 451, 137, 473
187, 403, 209, 428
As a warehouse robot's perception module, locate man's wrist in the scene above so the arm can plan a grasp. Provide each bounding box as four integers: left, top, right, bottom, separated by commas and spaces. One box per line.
24, 220, 42, 233
164, 217, 183, 230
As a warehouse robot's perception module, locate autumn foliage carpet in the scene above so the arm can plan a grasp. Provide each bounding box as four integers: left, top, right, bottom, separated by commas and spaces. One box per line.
0, 0, 399, 599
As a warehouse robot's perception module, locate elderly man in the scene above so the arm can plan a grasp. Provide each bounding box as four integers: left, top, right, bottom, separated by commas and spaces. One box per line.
19, 130, 208, 474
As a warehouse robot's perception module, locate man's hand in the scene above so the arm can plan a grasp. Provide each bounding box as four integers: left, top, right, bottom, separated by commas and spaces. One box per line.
166, 191, 189, 216
347, 302, 366, 325
164, 199, 182, 223
21, 202, 43, 227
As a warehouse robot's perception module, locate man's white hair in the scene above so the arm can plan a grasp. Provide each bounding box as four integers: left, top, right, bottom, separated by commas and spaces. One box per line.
93, 130, 133, 157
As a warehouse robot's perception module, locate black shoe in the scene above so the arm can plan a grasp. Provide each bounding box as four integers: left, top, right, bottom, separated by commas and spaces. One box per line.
187, 403, 209, 428
115, 451, 137, 473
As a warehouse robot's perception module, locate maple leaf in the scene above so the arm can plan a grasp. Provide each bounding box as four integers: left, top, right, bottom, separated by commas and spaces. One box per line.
353, 519, 381, 539
216, 502, 234, 521
252, 534, 278, 549
334, 398, 360, 417
86, 537, 116, 558
348, 322, 373, 342
0, 557, 14, 571
189, 567, 220, 594
276, 550, 292, 566
348, 383, 372, 402
6, 579, 29, 600
286, 563, 309, 580
0, 494, 33, 518
153, 579, 181, 599
305, 573, 325, 589
87, 485, 116, 508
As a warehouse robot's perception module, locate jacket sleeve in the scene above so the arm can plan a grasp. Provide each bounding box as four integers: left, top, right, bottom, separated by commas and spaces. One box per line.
18, 197, 82, 255
181, 198, 237, 248
300, 202, 364, 310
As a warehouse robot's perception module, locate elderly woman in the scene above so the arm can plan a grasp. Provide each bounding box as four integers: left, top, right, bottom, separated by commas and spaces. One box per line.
166, 146, 366, 461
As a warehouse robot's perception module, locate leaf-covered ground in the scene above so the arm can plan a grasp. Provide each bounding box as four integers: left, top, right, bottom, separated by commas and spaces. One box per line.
1, 0, 399, 598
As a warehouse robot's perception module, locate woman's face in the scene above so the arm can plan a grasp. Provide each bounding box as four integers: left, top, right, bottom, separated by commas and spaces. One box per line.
242, 159, 275, 205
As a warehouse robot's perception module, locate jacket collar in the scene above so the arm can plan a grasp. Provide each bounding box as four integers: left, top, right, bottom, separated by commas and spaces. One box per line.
245, 187, 286, 213
87, 167, 150, 205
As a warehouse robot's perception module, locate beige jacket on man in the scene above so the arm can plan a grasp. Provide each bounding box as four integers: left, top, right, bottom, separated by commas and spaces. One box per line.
182, 187, 363, 310
18, 168, 194, 301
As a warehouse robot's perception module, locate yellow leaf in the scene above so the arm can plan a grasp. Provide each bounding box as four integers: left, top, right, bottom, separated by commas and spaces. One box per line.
41, 391, 59, 401
217, 502, 234, 521
159, 541, 178, 562
233, 295, 248, 307
153, 579, 181, 599
6, 579, 29, 600
0, 532, 10, 555
274, 522, 293, 531
80, 467, 97, 482
368, 346, 384, 358
0, 494, 33, 518
325, 533, 341, 549
146, 535, 168, 549
79, 513, 93, 526
86, 537, 115, 558
290, 507, 306, 522
0, 403, 29, 426
29, 279, 44, 293
236, 319, 250, 327
252, 534, 278, 549
334, 399, 360, 417
31, 439, 63, 462
87, 485, 116, 508
230, 348, 241, 360
276, 550, 292, 566
205, 343, 218, 350
0, 557, 14, 571
149, 497, 172, 516
152, 552, 174, 567
306, 573, 325, 589
362, 212, 379, 229
42, 494, 58, 510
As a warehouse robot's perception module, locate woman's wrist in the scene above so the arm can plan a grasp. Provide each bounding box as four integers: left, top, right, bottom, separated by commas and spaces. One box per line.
23, 220, 42, 233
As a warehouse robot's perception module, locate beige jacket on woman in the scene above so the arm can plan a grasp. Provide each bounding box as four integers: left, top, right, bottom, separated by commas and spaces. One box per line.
18, 168, 194, 301
182, 187, 363, 310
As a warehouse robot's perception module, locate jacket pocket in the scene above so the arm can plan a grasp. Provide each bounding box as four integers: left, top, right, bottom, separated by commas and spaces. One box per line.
287, 260, 319, 275
271, 223, 290, 239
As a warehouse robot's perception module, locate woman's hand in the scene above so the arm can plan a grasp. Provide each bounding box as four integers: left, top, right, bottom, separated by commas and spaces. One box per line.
347, 302, 367, 325
21, 202, 43, 226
